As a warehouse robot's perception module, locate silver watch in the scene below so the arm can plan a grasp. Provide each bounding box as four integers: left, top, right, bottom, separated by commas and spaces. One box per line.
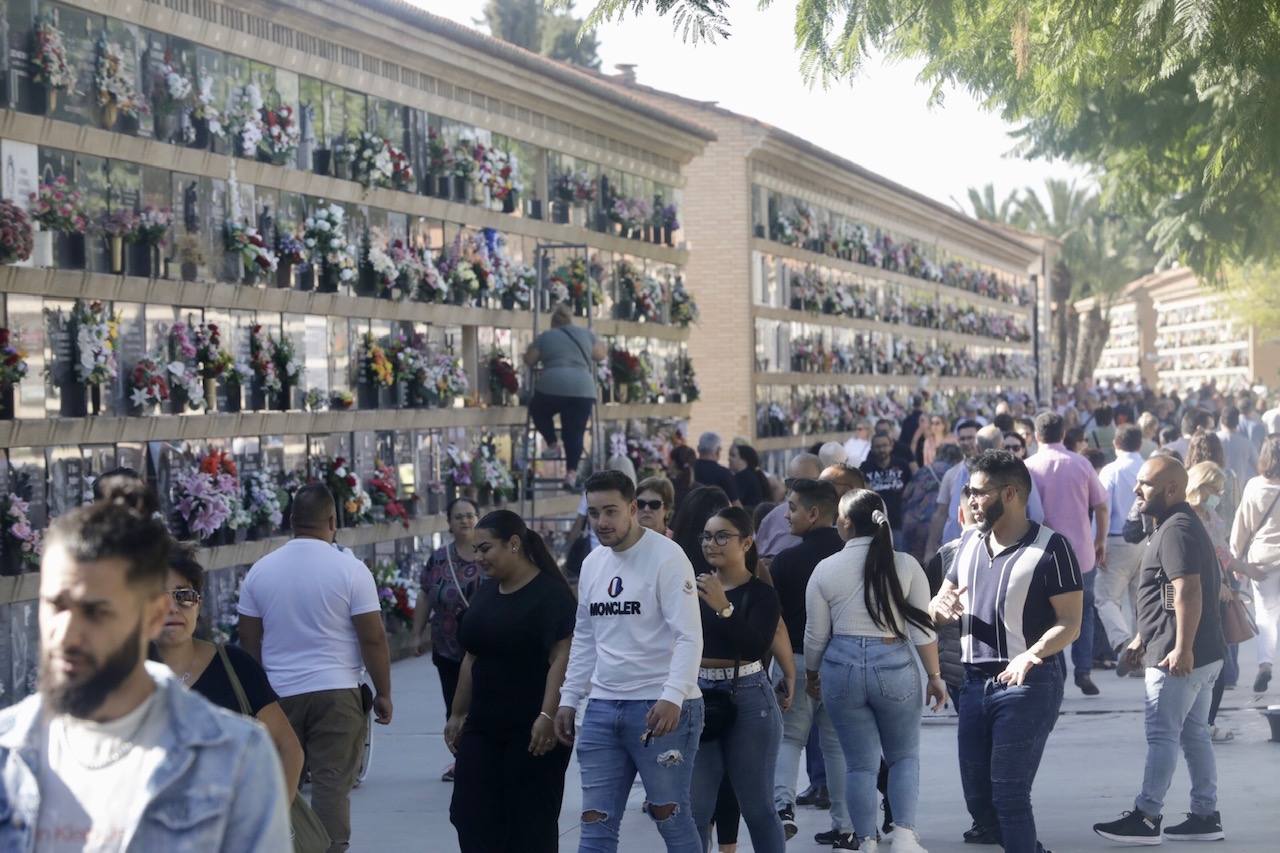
716, 603, 735, 619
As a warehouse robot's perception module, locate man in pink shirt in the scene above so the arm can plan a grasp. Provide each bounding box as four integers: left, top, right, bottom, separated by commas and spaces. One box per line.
1025, 411, 1110, 696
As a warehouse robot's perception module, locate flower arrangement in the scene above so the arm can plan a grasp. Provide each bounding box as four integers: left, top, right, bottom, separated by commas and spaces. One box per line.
194, 321, 233, 380
678, 353, 700, 402
172, 450, 244, 541
0, 328, 28, 387
669, 275, 699, 327
655, 201, 680, 231
224, 83, 265, 154
93, 35, 147, 120
360, 333, 395, 388
609, 195, 652, 233
550, 257, 604, 315
276, 232, 308, 268
416, 247, 447, 302
369, 463, 410, 528
497, 263, 535, 310
609, 346, 644, 390
0, 201, 34, 265
154, 55, 192, 110
191, 75, 224, 137
97, 209, 139, 241
243, 469, 285, 530
31, 17, 74, 92
426, 127, 450, 177
303, 203, 357, 283
259, 104, 300, 162
436, 238, 481, 305
617, 263, 665, 322
128, 357, 170, 409
481, 147, 522, 201
443, 444, 472, 489
449, 137, 482, 179
28, 177, 87, 233
323, 457, 372, 525
553, 169, 597, 204
134, 207, 172, 246
488, 350, 519, 400
71, 300, 118, 385
426, 354, 468, 407
303, 388, 328, 412
165, 321, 205, 410
371, 561, 415, 626
388, 332, 428, 389
271, 333, 302, 390
224, 220, 278, 273
385, 239, 424, 300
348, 132, 411, 190
596, 358, 613, 389
248, 324, 280, 393
330, 389, 355, 410
472, 433, 515, 501
2, 493, 43, 572
365, 245, 402, 299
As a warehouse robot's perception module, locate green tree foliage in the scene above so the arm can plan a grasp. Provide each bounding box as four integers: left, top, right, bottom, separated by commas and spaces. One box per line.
572, 0, 1280, 280
483, 0, 602, 69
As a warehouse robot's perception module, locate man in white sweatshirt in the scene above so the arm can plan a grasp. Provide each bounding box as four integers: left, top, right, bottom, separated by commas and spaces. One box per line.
555, 470, 705, 853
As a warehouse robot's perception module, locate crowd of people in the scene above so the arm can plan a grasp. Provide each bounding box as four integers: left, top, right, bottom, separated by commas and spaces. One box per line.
3, 379, 1280, 852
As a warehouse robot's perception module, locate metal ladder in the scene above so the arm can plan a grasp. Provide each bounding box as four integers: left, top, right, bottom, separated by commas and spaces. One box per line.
518, 242, 606, 522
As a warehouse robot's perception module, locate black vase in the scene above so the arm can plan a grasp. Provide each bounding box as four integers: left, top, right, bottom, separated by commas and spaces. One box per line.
313, 148, 332, 176
356, 264, 378, 297
193, 118, 211, 150
223, 381, 243, 413
249, 382, 268, 412
55, 232, 86, 269
552, 201, 569, 225
274, 382, 293, 412
89, 383, 102, 417
357, 383, 379, 410
127, 242, 153, 278
502, 193, 516, 214
317, 265, 339, 293
0, 383, 13, 421
452, 176, 469, 201
61, 382, 87, 417
435, 175, 451, 199
501, 292, 516, 311
530, 198, 544, 220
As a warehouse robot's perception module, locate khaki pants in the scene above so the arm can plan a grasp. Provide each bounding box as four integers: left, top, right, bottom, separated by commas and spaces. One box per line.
1096, 539, 1143, 650
281, 688, 365, 852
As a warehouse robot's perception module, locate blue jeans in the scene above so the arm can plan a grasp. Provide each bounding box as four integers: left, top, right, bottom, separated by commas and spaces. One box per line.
958, 661, 1064, 853
1071, 569, 1096, 676
1136, 661, 1222, 818
821, 636, 923, 841
806, 724, 826, 788
771, 653, 851, 832
691, 672, 786, 853
576, 697, 705, 853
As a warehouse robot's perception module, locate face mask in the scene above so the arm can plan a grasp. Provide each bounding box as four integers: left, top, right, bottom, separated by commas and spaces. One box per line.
1205, 494, 1221, 511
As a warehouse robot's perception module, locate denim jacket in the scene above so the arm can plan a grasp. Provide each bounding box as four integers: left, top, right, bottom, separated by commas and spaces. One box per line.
0, 662, 290, 852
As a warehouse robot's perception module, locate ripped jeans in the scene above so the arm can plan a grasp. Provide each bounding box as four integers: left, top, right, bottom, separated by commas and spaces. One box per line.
576, 697, 705, 853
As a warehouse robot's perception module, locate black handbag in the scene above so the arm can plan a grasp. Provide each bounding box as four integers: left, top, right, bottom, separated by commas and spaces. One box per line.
700, 588, 748, 743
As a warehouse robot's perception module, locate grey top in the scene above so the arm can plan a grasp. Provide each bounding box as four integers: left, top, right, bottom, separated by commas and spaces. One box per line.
533, 325, 598, 399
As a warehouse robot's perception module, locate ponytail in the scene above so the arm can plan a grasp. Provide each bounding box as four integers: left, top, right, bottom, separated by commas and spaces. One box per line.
839, 490, 932, 640
476, 509, 574, 595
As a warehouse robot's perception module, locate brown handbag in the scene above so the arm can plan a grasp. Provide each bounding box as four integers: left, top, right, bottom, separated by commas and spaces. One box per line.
1221, 591, 1258, 645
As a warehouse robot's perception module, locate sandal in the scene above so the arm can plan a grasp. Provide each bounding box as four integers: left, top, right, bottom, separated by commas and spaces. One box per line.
1210, 726, 1235, 743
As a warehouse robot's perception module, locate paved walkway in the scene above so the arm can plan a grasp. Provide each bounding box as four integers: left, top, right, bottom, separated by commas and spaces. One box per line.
350, 647, 1277, 852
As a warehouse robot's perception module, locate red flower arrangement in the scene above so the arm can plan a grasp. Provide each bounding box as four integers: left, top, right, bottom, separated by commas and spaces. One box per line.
368, 463, 410, 528
488, 352, 519, 396
388, 144, 414, 190
199, 448, 238, 479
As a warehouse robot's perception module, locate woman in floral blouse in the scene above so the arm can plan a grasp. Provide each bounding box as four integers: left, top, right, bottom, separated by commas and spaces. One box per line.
413, 496, 486, 781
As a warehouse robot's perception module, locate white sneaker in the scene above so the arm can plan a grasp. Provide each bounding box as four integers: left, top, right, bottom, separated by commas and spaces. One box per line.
889, 827, 928, 853
859, 840, 880, 853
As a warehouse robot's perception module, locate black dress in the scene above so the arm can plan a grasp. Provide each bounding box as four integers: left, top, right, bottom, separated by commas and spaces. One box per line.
449, 571, 577, 853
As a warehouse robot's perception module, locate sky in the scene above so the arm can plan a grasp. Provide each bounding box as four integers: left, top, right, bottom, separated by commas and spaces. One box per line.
406, 1, 1090, 214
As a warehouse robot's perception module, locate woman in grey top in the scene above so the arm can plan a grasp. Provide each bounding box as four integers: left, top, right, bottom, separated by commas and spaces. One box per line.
523, 303, 606, 490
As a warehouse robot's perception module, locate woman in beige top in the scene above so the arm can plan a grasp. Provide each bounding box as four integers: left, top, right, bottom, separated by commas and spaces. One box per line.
1229, 435, 1280, 693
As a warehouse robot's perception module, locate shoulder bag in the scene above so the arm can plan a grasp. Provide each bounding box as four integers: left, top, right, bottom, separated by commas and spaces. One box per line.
216, 644, 331, 853
1221, 488, 1280, 644
700, 586, 750, 743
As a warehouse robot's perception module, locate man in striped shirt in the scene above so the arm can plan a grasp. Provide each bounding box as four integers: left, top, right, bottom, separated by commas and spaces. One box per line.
930, 450, 1084, 853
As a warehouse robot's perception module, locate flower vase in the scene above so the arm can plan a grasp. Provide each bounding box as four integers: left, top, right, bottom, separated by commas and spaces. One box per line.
664, 226, 674, 247
378, 384, 395, 409
469, 180, 484, 205
249, 381, 268, 412
155, 109, 180, 144
56, 232, 86, 269
101, 103, 119, 131
357, 264, 377, 297
181, 262, 198, 282
529, 198, 544, 220
109, 236, 125, 274
276, 261, 293, 289
503, 193, 517, 214
223, 380, 242, 413
169, 384, 189, 415
61, 382, 87, 417
312, 148, 331, 176
274, 382, 292, 412
334, 158, 349, 181
0, 384, 14, 421
32, 230, 53, 268
89, 383, 102, 417
434, 175, 450, 199
192, 118, 210, 150
452, 176, 469, 201
317, 264, 339, 293
652, 226, 663, 246
203, 378, 217, 412
45, 86, 58, 116
357, 383, 379, 410
0, 544, 22, 577
249, 521, 271, 542
551, 201, 569, 225
127, 242, 154, 278
222, 251, 243, 284
501, 292, 516, 311
242, 262, 259, 286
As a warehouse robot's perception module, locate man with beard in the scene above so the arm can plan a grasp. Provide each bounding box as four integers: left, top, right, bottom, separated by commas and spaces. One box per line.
1093, 455, 1226, 845
861, 433, 914, 544
0, 481, 289, 851
929, 450, 1083, 853
555, 470, 704, 852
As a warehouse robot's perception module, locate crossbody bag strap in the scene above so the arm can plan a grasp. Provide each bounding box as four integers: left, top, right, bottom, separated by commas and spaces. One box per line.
445, 545, 469, 608
558, 326, 595, 371
216, 643, 253, 717
1242, 487, 1280, 560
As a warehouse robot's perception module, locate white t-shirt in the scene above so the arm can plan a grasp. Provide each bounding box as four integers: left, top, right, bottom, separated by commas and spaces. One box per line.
37, 687, 169, 851
238, 538, 380, 698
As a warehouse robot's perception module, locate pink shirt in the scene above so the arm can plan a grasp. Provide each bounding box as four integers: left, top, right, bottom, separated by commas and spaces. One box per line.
1024, 442, 1108, 573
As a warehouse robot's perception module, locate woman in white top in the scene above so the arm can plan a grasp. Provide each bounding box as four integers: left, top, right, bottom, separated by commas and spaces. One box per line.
805, 489, 947, 853
1230, 434, 1280, 693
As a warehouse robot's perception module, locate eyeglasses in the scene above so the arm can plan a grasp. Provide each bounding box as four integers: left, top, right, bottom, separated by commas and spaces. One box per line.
962, 485, 1003, 499
699, 531, 743, 546
636, 499, 664, 511
169, 587, 201, 609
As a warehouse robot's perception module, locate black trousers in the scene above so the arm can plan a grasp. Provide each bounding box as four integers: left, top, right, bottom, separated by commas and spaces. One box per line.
713, 772, 740, 845
450, 727, 572, 853
529, 392, 594, 472
434, 654, 461, 717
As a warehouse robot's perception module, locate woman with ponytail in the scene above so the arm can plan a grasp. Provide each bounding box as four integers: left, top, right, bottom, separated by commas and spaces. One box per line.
804, 490, 946, 853
444, 510, 576, 852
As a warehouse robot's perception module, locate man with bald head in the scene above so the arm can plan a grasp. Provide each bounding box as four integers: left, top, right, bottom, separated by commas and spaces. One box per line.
1094, 456, 1226, 845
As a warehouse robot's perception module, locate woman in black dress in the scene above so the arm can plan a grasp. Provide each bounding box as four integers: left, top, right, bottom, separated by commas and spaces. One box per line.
445, 509, 577, 852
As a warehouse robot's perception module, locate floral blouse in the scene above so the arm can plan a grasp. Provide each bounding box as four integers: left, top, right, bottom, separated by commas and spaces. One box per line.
420, 542, 488, 662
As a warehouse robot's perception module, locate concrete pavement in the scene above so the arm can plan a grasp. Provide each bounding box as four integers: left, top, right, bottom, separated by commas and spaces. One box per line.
349, 646, 1278, 852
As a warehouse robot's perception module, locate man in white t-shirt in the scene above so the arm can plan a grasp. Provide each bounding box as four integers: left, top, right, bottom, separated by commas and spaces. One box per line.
0, 486, 288, 852
239, 483, 393, 852
555, 470, 704, 852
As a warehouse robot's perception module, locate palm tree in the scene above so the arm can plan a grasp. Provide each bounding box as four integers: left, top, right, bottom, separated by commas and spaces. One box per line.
957, 183, 1023, 226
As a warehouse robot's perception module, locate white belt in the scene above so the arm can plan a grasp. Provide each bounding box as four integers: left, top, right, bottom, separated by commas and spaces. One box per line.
699, 661, 763, 681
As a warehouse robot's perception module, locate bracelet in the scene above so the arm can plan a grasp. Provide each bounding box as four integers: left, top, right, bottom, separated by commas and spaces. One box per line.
538, 711, 554, 723
928, 672, 942, 679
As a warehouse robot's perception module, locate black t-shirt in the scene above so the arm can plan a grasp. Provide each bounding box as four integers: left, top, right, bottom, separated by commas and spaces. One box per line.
698, 575, 780, 662
771, 527, 845, 651
458, 570, 577, 734
694, 459, 739, 503
1136, 503, 1225, 669
193, 644, 279, 716
860, 458, 913, 529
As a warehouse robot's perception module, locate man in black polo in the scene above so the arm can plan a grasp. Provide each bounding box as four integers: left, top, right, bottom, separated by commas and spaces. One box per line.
769, 478, 854, 848
1093, 455, 1226, 844
930, 450, 1083, 853
693, 431, 740, 506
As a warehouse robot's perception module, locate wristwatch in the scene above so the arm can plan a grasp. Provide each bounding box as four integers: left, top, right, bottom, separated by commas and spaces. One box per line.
716, 603, 735, 619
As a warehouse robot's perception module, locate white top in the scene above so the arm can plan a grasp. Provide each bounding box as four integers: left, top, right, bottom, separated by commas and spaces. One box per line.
804, 537, 937, 672
1218, 428, 1259, 501
1263, 407, 1280, 437
559, 528, 703, 708
1099, 450, 1144, 533
37, 687, 168, 851
1230, 476, 1280, 567
239, 538, 381, 698
842, 437, 871, 467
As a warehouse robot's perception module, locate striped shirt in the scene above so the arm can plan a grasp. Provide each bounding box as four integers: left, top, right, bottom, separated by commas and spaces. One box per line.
946, 523, 1082, 665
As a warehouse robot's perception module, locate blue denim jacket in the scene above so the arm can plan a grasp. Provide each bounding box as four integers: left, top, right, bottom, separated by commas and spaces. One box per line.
0, 662, 290, 852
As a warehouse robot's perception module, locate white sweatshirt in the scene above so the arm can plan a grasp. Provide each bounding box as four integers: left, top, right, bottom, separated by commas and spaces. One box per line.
559, 528, 703, 709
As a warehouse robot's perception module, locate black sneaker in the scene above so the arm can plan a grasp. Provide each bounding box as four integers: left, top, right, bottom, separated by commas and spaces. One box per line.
1075, 672, 1101, 696
815, 829, 857, 849
778, 805, 797, 840
962, 822, 1001, 844
1254, 667, 1271, 693
797, 785, 822, 806
1163, 811, 1224, 842
1094, 810, 1162, 845
798, 784, 831, 809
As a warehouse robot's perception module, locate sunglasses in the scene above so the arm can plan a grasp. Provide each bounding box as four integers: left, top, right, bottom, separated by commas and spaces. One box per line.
636, 499, 664, 511
169, 587, 201, 609
962, 485, 1003, 499
699, 531, 743, 546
